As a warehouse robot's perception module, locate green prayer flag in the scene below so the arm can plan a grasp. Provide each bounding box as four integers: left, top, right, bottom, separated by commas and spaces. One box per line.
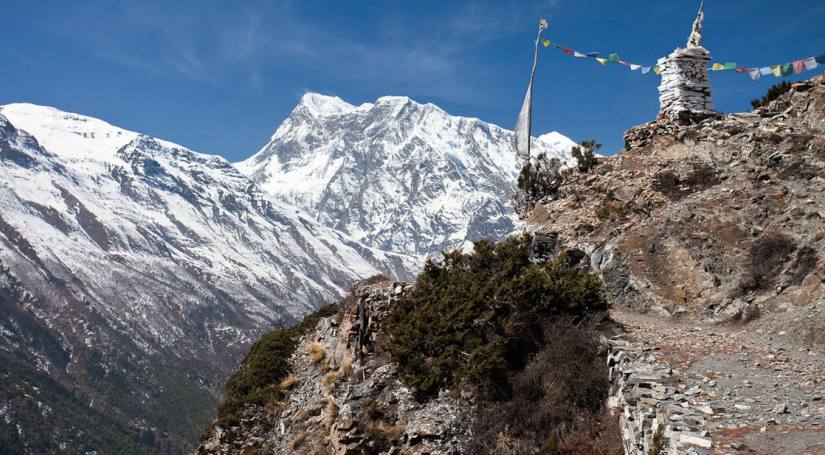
723, 62, 737, 70
607, 53, 620, 62
781, 63, 793, 76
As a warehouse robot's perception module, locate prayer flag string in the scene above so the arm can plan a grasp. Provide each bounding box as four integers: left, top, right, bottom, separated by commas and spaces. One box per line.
541, 37, 825, 81
541, 39, 659, 76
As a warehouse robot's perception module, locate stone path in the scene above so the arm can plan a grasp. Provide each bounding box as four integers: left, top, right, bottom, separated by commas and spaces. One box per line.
611, 309, 825, 454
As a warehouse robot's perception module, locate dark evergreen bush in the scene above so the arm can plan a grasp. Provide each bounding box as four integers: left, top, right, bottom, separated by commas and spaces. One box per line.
571, 140, 601, 173
751, 81, 792, 109
381, 234, 607, 399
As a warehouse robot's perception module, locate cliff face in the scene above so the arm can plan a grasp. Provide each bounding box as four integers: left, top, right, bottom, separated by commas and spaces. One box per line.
198, 280, 473, 454
525, 74, 825, 345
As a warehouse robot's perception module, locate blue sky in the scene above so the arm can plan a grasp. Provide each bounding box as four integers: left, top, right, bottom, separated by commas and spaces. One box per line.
3, 0, 824, 160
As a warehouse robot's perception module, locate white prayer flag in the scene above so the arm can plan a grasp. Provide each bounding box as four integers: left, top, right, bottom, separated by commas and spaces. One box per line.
759, 67, 773, 76
804, 57, 818, 71
573, 51, 586, 58
514, 19, 548, 161
748, 69, 761, 80
630, 64, 641, 71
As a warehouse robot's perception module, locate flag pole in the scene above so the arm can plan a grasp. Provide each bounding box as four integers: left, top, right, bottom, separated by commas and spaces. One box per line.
513, 19, 549, 163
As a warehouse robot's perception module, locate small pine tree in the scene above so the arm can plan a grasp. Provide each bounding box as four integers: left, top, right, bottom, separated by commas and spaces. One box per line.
751, 81, 792, 109
571, 140, 601, 173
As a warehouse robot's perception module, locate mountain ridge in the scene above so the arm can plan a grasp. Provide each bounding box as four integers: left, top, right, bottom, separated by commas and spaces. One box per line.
237, 92, 577, 258
0, 104, 417, 453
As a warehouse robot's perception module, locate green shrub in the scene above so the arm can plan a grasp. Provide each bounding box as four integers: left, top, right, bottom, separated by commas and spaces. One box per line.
751, 81, 792, 109
381, 234, 607, 400
469, 321, 621, 455
516, 154, 562, 199
215, 303, 339, 426
571, 140, 601, 173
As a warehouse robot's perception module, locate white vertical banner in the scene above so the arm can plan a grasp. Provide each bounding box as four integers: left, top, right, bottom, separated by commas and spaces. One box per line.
513, 19, 548, 162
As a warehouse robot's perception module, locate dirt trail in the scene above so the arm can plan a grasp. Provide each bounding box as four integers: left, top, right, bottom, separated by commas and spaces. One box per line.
612, 309, 825, 454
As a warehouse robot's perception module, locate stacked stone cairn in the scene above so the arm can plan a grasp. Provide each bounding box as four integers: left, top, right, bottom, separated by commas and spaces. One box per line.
656, 4, 720, 124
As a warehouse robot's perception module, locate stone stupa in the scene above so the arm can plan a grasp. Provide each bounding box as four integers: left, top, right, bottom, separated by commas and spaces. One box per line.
656, 2, 720, 123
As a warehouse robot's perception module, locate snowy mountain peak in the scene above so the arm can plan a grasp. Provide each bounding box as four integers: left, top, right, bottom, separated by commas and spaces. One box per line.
297, 93, 361, 117
0, 103, 138, 160
237, 93, 577, 258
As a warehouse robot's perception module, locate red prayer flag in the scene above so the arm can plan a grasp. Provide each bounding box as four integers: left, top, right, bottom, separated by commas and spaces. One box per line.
735, 68, 749, 73
793, 60, 805, 74
562, 48, 574, 55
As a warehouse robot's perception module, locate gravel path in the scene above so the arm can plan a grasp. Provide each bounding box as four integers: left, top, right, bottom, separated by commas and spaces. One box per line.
612, 309, 825, 454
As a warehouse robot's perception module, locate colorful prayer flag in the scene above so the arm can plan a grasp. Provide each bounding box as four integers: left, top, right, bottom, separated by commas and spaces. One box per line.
630, 64, 641, 71
596, 58, 607, 65
641, 66, 651, 74
793, 60, 805, 74
711, 63, 724, 71
772, 65, 782, 77
759, 67, 773, 76
748, 69, 761, 80
804, 57, 818, 71
542, 39, 550, 47
585, 52, 599, 58
653, 66, 661, 75
573, 51, 586, 58
607, 53, 620, 62
781, 63, 793, 76
735, 68, 749, 73
723, 62, 737, 70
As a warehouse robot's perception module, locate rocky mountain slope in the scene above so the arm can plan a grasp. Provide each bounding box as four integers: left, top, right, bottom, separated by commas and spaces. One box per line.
198, 281, 474, 454
236, 93, 576, 258
523, 75, 825, 336
521, 74, 825, 453
0, 104, 416, 453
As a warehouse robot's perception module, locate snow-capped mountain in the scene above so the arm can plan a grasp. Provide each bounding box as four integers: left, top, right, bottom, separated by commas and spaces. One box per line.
0, 103, 416, 452
236, 93, 576, 258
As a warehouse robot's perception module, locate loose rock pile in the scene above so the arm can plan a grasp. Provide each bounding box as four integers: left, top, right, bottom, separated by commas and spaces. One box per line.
657, 46, 719, 123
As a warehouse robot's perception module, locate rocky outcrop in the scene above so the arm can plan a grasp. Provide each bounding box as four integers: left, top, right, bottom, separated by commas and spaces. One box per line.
198, 281, 474, 454
525, 74, 825, 348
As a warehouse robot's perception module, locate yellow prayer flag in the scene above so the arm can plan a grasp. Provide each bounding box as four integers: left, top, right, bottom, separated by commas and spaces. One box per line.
653, 66, 661, 75
772, 65, 782, 77
711, 63, 725, 71
596, 58, 607, 65
542, 39, 550, 47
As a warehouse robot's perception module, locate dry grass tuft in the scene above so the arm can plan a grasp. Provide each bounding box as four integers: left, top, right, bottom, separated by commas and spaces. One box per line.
325, 397, 339, 427
370, 421, 405, 440
323, 371, 342, 392
290, 431, 307, 449
339, 356, 352, 375
278, 376, 298, 390
306, 342, 326, 363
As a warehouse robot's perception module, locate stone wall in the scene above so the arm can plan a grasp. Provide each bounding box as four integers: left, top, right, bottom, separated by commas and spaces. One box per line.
608, 336, 715, 454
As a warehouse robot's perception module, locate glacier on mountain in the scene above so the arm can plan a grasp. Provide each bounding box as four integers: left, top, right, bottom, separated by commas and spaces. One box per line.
236, 93, 577, 258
